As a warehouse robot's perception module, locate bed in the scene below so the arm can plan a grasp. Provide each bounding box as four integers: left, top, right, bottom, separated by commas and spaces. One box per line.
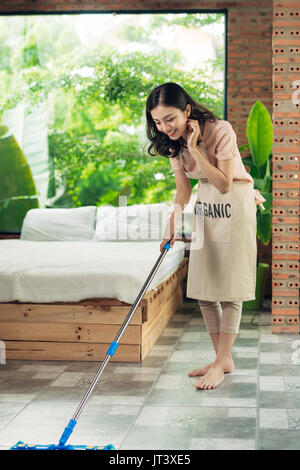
0, 204, 188, 362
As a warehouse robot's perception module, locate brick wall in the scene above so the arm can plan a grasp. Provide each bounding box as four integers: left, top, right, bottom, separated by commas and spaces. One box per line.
0, 1, 298, 333
272, 0, 300, 334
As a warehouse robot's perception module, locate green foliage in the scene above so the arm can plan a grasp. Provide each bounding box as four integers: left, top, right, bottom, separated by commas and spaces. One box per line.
48, 129, 176, 207
148, 12, 225, 28
244, 100, 273, 247
0, 13, 225, 211
246, 100, 273, 172
0, 125, 39, 231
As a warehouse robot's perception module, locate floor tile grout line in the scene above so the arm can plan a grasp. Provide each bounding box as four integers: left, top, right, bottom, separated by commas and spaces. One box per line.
0, 373, 64, 446
0, 361, 78, 446
0, 400, 30, 436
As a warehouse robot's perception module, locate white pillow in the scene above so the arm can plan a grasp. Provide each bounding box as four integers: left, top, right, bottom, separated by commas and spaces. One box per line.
94, 203, 170, 241
20, 206, 97, 241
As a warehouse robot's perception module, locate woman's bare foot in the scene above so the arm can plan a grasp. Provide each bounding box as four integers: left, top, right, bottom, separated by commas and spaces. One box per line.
188, 355, 234, 379
195, 356, 235, 390
195, 364, 225, 390
188, 363, 213, 377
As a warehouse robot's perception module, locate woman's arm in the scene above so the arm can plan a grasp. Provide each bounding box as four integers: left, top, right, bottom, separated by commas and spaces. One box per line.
186, 119, 234, 194
161, 169, 192, 249
189, 144, 234, 194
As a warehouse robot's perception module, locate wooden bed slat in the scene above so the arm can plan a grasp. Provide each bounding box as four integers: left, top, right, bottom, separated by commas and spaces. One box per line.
0, 303, 143, 325
5, 341, 140, 362
0, 322, 140, 344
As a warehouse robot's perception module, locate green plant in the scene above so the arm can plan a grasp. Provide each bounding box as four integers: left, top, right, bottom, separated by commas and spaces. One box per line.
0, 125, 39, 231
242, 100, 273, 264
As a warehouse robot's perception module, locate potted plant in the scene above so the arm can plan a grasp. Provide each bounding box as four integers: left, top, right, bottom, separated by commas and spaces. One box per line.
241, 100, 273, 310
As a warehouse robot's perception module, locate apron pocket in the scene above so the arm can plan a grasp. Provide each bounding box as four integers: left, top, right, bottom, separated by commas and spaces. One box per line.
191, 203, 204, 250
198, 189, 232, 243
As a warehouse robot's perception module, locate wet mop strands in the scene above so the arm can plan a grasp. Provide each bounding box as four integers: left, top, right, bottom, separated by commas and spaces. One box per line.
11, 442, 114, 450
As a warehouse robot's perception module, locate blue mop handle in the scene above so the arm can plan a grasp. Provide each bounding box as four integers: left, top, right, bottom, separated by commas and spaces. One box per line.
57, 239, 171, 447
58, 419, 77, 447
162, 240, 171, 250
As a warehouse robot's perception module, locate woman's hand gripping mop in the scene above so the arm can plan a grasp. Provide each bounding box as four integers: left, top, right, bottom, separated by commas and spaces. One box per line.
11, 240, 172, 451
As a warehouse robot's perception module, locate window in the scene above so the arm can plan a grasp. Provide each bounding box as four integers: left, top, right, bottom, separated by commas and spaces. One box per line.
0, 11, 226, 231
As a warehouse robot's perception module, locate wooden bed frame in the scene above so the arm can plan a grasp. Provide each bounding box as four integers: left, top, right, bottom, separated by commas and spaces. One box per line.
0, 257, 188, 363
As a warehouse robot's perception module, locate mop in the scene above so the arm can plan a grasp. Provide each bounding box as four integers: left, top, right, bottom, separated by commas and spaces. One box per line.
11, 240, 171, 451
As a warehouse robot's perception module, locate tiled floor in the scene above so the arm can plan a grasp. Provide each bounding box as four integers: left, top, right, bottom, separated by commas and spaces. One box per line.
1, 299, 300, 451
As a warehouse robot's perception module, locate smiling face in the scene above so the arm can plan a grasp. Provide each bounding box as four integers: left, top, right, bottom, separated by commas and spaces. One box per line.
151, 104, 191, 140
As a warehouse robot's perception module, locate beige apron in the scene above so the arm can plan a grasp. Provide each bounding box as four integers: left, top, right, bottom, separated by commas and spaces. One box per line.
185, 171, 257, 302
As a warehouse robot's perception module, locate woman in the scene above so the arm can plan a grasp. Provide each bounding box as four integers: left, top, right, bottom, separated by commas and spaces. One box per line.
145, 82, 265, 390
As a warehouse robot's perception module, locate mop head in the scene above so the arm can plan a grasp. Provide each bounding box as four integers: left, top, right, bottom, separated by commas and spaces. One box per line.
11, 441, 115, 450
10, 419, 115, 450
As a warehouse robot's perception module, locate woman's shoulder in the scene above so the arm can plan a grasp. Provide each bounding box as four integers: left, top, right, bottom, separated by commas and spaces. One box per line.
208, 118, 232, 129
206, 119, 234, 139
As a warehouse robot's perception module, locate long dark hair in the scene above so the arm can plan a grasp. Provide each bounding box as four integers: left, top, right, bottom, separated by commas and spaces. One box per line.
145, 82, 220, 159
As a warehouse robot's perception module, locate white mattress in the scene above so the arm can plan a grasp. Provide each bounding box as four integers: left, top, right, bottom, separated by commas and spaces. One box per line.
0, 240, 186, 304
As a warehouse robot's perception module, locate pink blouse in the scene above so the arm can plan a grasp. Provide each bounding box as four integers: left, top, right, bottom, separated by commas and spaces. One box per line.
169, 119, 266, 207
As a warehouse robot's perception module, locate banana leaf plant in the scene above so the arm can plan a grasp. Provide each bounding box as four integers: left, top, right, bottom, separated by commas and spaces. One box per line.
0, 125, 39, 232
243, 100, 273, 264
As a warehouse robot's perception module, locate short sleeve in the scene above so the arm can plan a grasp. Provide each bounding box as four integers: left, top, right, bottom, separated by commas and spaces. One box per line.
215, 122, 237, 161
169, 156, 184, 171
